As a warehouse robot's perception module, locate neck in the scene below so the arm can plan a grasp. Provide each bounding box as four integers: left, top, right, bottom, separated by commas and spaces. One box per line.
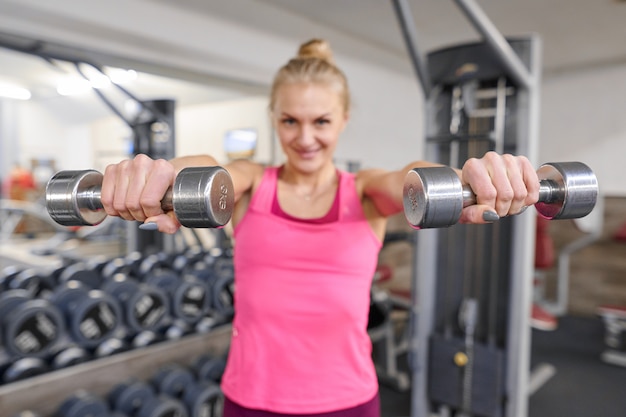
280, 163, 338, 200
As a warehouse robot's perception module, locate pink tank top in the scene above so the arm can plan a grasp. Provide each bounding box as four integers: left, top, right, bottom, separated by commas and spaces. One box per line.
221, 167, 382, 413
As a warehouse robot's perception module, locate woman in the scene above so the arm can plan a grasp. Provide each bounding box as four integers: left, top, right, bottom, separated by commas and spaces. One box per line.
101, 39, 539, 416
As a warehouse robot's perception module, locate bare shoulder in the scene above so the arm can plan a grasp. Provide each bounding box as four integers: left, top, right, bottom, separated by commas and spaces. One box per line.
355, 168, 389, 195
224, 159, 267, 202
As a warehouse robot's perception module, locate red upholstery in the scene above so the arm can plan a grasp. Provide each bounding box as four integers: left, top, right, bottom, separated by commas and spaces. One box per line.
613, 221, 626, 242
535, 215, 555, 269
597, 305, 626, 319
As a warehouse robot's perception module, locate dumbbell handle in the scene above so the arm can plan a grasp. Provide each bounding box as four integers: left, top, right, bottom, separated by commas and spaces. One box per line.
461, 179, 563, 208
72, 183, 175, 213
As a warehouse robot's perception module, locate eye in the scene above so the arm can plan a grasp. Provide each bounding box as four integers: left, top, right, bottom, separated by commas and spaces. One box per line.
281, 117, 296, 125
315, 118, 330, 126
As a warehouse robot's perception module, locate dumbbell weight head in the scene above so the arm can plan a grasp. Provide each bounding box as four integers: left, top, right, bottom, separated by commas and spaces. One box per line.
403, 161, 598, 229
403, 166, 463, 229
49, 345, 91, 370
210, 274, 235, 320
193, 354, 226, 384
137, 394, 188, 417
0, 290, 65, 358
50, 282, 122, 348
151, 364, 195, 398
57, 262, 103, 289
140, 255, 210, 324
57, 390, 110, 417
93, 337, 129, 358
11, 411, 43, 417
46, 166, 234, 228
182, 380, 223, 417
534, 162, 598, 220
46, 170, 108, 226
102, 274, 170, 333
109, 380, 156, 415
130, 330, 162, 349
1, 267, 55, 298
1, 357, 49, 384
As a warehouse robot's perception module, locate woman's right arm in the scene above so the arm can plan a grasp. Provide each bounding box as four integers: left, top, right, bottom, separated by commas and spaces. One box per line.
100, 153, 263, 233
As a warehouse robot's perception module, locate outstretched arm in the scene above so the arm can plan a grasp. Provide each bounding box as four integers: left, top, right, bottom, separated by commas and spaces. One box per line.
101, 154, 263, 233
360, 151, 540, 224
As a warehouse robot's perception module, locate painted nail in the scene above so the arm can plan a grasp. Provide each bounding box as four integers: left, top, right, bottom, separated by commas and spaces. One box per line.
482, 211, 500, 222
139, 222, 159, 231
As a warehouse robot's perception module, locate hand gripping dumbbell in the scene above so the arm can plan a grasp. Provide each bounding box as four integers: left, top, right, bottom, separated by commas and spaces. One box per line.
46, 166, 235, 228
403, 161, 599, 229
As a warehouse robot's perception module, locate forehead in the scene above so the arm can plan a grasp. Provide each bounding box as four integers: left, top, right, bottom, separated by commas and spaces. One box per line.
274, 82, 343, 115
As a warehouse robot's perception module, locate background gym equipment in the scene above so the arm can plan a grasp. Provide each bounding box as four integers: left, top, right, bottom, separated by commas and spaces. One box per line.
391, 1, 581, 416
403, 162, 598, 229
46, 166, 235, 229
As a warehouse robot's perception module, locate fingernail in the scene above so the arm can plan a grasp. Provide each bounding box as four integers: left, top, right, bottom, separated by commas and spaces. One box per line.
139, 222, 159, 231
482, 211, 500, 222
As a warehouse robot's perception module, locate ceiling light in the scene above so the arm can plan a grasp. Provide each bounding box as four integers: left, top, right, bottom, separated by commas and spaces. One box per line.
57, 77, 91, 96
0, 82, 31, 100
108, 68, 137, 84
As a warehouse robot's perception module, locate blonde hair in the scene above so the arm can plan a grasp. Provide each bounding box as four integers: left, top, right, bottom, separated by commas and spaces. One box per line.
269, 39, 350, 113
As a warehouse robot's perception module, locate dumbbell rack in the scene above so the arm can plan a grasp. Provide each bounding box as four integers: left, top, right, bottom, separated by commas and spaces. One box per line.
0, 324, 232, 416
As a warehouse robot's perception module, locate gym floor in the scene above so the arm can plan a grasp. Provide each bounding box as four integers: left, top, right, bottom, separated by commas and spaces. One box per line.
378, 315, 626, 417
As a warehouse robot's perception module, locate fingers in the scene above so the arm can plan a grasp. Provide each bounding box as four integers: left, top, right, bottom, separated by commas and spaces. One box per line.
100, 154, 177, 226
141, 213, 181, 234
461, 151, 540, 222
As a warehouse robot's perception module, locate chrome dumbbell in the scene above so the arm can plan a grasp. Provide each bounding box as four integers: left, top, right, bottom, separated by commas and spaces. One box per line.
403, 161, 598, 229
46, 166, 234, 228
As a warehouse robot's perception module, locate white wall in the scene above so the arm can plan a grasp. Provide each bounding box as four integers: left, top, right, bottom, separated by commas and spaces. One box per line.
177, 96, 273, 164
17, 100, 93, 172
540, 63, 626, 197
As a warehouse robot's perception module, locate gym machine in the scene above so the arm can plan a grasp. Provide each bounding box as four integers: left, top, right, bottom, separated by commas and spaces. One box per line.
392, 1, 598, 417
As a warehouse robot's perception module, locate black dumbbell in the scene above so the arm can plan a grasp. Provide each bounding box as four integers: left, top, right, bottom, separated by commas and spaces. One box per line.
109, 379, 188, 417
0, 289, 65, 359
100, 257, 172, 343
193, 354, 226, 384
49, 281, 122, 349
136, 254, 211, 325
57, 390, 110, 417
151, 364, 223, 417
46, 166, 234, 228
57, 262, 104, 290
1, 357, 49, 384
209, 273, 235, 321
403, 161, 599, 229
102, 272, 170, 334
11, 411, 44, 417
47, 345, 92, 371
0, 266, 56, 298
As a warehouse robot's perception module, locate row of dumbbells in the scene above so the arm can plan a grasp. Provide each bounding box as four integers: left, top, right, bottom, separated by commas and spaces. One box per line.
11, 352, 227, 417
0, 247, 235, 385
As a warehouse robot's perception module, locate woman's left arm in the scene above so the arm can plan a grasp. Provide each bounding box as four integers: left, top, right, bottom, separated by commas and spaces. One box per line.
360, 151, 540, 224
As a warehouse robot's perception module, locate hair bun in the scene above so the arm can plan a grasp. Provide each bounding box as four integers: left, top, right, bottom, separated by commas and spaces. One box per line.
297, 39, 334, 64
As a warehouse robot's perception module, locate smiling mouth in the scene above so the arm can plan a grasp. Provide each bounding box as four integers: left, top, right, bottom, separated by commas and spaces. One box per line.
297, 149, 319, 159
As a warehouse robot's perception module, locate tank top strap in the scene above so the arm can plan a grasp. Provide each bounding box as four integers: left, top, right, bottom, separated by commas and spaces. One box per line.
337, 171, 366, 221
248, 166, 279, 212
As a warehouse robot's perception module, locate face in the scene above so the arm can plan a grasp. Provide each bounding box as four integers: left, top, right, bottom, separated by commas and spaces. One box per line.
272, 82, 349, 174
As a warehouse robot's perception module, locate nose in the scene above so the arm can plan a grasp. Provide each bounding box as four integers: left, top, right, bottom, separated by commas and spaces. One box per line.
296, 124, 315, 145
